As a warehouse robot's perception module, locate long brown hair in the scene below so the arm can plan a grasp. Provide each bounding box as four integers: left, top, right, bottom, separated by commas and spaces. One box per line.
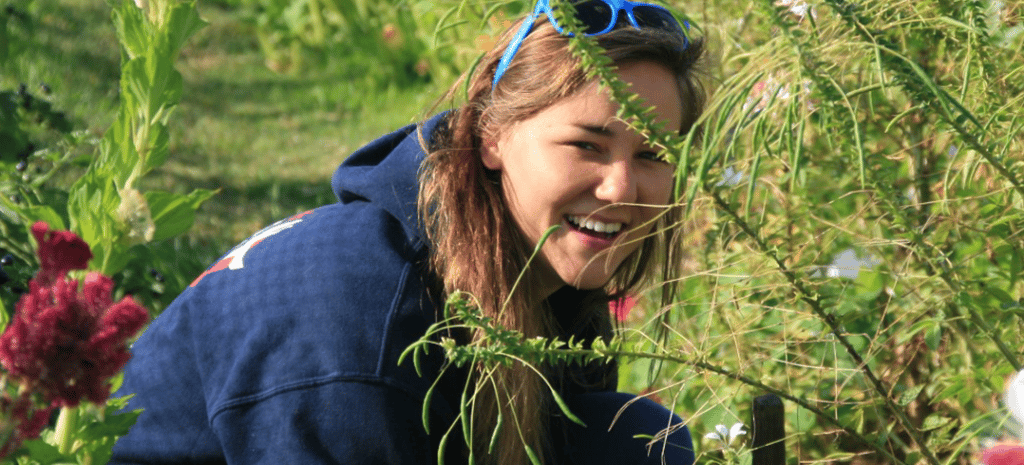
418, 12, 706, 465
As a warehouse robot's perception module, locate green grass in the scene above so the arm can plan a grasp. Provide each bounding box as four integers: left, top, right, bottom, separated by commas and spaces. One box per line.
6, 0, 449, 253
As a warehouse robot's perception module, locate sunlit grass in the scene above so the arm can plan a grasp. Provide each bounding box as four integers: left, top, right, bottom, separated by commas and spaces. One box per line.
11, 0, 447, 247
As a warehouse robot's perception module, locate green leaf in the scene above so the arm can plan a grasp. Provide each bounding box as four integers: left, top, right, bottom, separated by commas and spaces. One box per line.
548, 387, 585, 427
78, 409, 142, 440
0, 298, 8, 332
96, 108, 138, 186
68, 171, 120, 247
121, 58, 151, 121
142, 124, 171, 173
112, 0, 149, 59
0, 11, 9, 63
23, 205, 66, 231
922, 413, 952, 431
16, 438, 63, 464
898, 385, 924, 407
854, 268, 884, 297
164, 2, 207, 58
145, 189, 216, 242
524, 445, 541, 465
924, 323, 942, 352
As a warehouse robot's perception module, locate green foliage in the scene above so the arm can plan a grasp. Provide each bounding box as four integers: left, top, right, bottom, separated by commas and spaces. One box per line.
1, 0, 214, 315
4, 0, 1021, 463
234, 0, 477, 87
419, 0, 1024, 464
1, 395, 143, 465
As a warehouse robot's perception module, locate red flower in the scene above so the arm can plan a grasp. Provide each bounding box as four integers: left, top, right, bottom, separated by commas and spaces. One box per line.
610, 295, 637, 321
0, 223, 149, 408
30, 221, 92, 286
0, 391, 53, 457
983, 444, 1024, 465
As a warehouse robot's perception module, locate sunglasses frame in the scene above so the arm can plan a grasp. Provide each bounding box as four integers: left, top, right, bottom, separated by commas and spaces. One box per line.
491, 0, 689, 90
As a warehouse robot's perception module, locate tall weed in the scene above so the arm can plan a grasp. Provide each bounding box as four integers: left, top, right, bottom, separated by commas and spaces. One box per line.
418, 0, 1024, 464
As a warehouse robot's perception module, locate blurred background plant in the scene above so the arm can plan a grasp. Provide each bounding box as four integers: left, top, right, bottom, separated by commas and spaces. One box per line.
2, 0, 1023, 463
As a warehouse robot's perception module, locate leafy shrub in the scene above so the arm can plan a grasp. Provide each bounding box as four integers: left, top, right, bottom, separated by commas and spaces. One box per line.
422, 1, 1024, 464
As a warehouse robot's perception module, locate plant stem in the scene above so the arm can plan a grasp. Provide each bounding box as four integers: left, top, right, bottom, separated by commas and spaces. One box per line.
523, 345, 906, 464
708, 188, 939, 465
54, 406, 80, 455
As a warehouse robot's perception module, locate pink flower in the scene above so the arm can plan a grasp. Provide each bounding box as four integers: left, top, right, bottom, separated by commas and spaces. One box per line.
30, 221, 92, 286
610, 295, 637, 321
983, 444, 1024, 465
0, 223, 149, 408
0, 390, 54, 457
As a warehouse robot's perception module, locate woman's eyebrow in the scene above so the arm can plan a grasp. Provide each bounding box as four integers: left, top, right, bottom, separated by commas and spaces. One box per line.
573, 123, 615, 137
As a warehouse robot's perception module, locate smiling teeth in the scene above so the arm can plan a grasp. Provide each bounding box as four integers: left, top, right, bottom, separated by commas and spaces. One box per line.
567, 215, 624, 234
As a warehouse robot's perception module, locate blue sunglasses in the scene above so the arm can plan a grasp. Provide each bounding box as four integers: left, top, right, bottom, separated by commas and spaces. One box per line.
492, 0, 689, 90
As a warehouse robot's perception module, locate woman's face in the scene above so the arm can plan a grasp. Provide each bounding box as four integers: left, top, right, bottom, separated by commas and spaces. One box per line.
482, 61, 682, 293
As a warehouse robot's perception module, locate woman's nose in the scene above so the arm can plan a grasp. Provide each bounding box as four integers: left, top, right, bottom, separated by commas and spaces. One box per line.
594, 160, 638, 204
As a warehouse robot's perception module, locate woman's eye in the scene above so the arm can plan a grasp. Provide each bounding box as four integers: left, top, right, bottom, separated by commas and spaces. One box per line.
570, 141, 600, 152
638, 150, 669, 163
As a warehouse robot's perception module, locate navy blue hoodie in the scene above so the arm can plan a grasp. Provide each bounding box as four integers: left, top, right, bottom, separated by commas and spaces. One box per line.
110, 113, 618, 464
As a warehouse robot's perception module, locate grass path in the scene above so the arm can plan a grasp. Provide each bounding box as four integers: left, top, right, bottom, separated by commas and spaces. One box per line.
163, 2, 446, 247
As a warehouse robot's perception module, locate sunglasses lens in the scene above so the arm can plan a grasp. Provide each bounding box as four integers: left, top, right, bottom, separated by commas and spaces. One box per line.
632, 5, 685, 34
572, 0, 615, 34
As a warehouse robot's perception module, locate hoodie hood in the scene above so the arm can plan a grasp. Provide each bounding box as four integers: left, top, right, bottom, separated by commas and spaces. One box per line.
331, 112, 449, 245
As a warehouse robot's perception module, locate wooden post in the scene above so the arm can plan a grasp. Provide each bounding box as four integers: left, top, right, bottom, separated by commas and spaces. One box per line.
751, 394, 785, 465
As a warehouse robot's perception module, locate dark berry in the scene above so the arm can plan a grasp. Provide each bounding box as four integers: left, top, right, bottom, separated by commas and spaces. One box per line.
15, 160, 27, 172
0, 255, 13, 267
149, 268, 165, 282
18, 143, 35, 159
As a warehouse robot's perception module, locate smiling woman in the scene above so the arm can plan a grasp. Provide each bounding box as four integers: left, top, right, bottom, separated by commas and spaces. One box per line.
110, 1, 707, 464
481, 61, 680, 293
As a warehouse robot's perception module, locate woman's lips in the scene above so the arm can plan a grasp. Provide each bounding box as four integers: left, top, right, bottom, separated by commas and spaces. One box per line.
564, 215, 625, 249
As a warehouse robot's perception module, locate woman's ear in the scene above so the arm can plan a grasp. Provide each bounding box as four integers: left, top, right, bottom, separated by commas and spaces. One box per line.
480, 138, 502, 171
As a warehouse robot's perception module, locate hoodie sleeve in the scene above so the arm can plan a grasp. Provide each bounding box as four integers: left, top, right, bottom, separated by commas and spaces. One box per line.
113, 202, 455, 465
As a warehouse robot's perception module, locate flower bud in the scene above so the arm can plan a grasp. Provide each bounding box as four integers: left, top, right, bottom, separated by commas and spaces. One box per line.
382, 24, 402, 48
116, 188, 156, 246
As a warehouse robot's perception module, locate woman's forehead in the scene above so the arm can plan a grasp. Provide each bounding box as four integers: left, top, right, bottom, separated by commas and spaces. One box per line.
526, 62, 684, 135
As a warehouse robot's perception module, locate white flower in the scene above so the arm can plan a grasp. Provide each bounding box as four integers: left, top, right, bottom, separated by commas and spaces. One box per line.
776, 0, 811, 19
717, 166, 745, 187
1007, 369, 1024, 439
704, 422, 747, 447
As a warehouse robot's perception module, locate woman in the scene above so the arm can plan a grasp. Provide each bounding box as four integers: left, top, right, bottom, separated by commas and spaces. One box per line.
111, 1, 706, 463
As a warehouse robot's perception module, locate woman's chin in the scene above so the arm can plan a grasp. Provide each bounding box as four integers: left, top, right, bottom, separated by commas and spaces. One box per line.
559, 268, 615, 291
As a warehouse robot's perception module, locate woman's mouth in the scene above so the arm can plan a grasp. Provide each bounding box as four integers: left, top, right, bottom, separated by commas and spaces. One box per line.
565, 215, 626, 240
